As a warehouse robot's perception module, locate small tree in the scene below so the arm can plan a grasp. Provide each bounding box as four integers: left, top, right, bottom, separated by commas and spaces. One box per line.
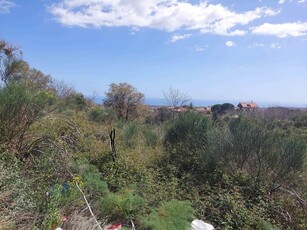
104, 83, 145, 121
211, 104, 222, 114
0, 82, 52, 151
163, 87, 190, 108
0, 40, 28, 84
221, 103, 235, 114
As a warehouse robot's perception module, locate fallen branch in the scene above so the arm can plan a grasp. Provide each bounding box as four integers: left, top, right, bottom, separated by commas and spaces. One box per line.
131, 218, 136, 230
279, 187, 307, 207
74, 180, 103, 230
280, 207, 292, 222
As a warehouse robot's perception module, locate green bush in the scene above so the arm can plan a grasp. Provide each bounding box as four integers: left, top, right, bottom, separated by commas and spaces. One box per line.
143, 126, 159, 148
0, 153, 38, 229
99, 160, 144, 192
58, 93, 88, 112
99, 189, 144, 222
292, 114, 307, 128
225, 117, 305, 189
41, 185, 63, 230
257, 220, 277, 230
40, 181, 83, 230
142, 200, 195, 230
0, 82, 48, 148
88, 107, 116, 123
164, 112, 212, 176
123, 122, 139, 148
164, 111, 212, 148
83, 172, 108, 194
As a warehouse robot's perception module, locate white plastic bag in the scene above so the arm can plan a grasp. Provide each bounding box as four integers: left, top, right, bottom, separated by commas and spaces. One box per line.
190, 219, 214, 230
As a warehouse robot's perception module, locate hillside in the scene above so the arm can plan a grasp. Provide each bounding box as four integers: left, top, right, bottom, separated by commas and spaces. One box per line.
1, 40, 307, 230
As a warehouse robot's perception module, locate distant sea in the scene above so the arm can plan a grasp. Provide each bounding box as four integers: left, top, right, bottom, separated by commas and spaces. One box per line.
145, 98, 307, 108
92, 96, 306, 108
144, 98, 237, 107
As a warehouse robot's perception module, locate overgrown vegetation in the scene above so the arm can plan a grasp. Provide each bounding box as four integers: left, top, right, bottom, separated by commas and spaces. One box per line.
0, 40, 306, 230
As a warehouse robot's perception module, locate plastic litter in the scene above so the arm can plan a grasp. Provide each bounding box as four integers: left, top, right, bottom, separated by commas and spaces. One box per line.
191, 219, 214, 230
107, 223, 122, 230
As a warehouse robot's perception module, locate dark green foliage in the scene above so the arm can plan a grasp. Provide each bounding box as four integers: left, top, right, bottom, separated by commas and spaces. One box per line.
71, 158, 108, 195
99, 189, 144, 222
0, 82, 50, 150
221, 103, 235, 113
212, 103, 234, 115
257, 220, 277, 230
99, 160, 143, 192
164, 111, 211, 148
187, 179, 280, 230
293, 114, 307, 128
224, 117, 305, 188
88, 106, 116, 123
211, 104, 222, 114
83, 171, 108, 196
143, 125, 159, 147
61, 93, 88, 111
123, 122, 138, 148
162, 115, 306, 229
164, 111, 212, 176
142, 200, 195, 230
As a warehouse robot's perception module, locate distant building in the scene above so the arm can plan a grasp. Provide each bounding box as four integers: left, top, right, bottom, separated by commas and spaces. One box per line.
172, 107, 188, 113
237, 102, 258, 111
195, 107, 211, 114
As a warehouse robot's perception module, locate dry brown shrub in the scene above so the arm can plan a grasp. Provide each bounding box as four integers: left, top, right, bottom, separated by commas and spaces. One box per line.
62, 211, 106, 230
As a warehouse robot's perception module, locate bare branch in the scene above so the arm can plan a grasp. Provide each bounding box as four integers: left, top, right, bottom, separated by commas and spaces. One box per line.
279, 187, 307, 207
163, 87, 191, 108
74, 180, 103, 230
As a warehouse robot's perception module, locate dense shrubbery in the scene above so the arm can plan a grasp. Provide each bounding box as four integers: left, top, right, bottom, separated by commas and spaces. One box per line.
141, 200, 195, 230
1, 40, 306, 230
88, 107, 116, 124
164, 112, 213, 179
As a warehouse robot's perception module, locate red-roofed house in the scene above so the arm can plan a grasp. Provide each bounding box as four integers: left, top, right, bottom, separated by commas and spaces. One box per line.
237, 102, 258, 111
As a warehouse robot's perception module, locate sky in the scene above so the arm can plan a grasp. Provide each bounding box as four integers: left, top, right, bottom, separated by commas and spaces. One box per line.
1, 0, 307, 106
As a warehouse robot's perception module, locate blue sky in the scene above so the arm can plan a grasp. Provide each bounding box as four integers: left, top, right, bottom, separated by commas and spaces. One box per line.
1, 0, 307, 106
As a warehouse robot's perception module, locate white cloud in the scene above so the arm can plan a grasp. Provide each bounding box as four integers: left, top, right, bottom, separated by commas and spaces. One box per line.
171, 33, 192, 42
195, 47, 205, 52
194, 45, 208, 52
248, 43, 265, 48
251, 22, 307, 37
225, 41, 236, 47
49, 0, 278, 36
270, 42, 281, 48
0, 0, 15, 13
279, 0, 297, 4
278, 0, 307, 4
